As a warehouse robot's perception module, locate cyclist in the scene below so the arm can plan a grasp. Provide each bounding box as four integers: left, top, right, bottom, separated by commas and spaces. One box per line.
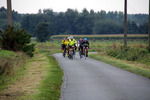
65, 37, 70, 56
61, 38, 66, 56
78, 38, 83, 53
68, 36, 76, 55
82, 38, 89, 57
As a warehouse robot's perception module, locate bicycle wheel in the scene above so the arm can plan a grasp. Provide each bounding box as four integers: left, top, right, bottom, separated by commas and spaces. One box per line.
85, 49, 86, 59
71, 49, 73, 60
63, 48, 66, 57
79, 49, 82, 59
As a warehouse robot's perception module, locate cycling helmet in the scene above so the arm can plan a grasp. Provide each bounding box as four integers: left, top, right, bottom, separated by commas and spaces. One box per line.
70, 36, 73, 39
84, 38, 87, 41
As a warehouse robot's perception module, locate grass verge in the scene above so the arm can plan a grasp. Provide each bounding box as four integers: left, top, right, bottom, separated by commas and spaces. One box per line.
0, 51, 29, 92
0, 50, 15, 59
89, 54, 150, 79
24, 52, 63, 100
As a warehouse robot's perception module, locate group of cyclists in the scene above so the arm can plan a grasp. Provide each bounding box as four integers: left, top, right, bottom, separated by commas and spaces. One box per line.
61, 36, 89, 59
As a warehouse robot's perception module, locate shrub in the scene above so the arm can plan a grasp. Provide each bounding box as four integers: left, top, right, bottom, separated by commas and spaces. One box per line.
0, 26, 35, 57
107, 46, 150, 65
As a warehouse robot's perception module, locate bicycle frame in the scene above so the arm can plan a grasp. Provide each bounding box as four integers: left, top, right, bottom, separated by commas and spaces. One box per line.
83, 46, 88, 59
69, 46, 75, 60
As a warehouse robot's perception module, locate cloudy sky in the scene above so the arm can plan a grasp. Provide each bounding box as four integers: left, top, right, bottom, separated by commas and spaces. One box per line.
0, 0, 149, 14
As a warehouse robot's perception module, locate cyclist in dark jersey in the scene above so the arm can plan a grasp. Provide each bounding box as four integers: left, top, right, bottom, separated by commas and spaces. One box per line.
81, 38, 89, 57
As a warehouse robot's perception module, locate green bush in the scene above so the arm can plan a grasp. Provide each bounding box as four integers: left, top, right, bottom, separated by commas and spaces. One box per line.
0, 26, 35, 57
107, 46, 150, 65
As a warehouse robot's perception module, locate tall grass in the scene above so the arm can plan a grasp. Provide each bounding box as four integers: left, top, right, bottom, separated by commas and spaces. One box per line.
0, 50, 15, 59
33, 54, 63, 100
0, 50, 29, 91
24, 43, 63, 100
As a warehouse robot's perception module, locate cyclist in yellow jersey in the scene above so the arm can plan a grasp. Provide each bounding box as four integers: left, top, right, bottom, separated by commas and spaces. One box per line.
68, 36, 76, 55
65, 37, 70, 56
61, 38, 66, 51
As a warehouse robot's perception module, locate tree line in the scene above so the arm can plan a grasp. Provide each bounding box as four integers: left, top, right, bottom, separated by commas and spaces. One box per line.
0, 7, 149, 36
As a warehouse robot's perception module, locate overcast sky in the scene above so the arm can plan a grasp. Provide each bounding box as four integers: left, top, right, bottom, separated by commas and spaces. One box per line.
0, 0, 149, 14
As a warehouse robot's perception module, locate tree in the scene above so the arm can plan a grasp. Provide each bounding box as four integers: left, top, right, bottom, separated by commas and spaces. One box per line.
93, 20, 121, 34
21, 14, 39, 34
0, 26, 35, 57
139, 23, 148, 34
34, 22, 50, 42
64, 9, 78, 34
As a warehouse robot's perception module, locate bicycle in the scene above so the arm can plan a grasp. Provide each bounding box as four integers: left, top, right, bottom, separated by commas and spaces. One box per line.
79, 46, 83, 59
69, 46, 75, 60
63, 47, 66, 58
83, 44, 89, 59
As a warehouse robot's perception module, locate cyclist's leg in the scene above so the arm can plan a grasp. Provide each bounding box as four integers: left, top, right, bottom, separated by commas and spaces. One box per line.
74, 45, 76, 54
83, 46, 85, 53
81, 45, 83, 54
69, 45, 72, 55
62, 44, 65, 54
66, 46, 68, 56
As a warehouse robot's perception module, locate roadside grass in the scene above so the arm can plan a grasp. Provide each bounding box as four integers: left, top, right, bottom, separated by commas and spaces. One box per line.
0, 42, 63, 99
88, 39, 150, 79
0, 50, 15, 59
0, 51, 29, 92
89, 54, 150, 79
23, 42, 63, 100
33, 54, 63, 100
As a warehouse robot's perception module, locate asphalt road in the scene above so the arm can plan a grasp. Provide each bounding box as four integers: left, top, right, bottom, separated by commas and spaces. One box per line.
53, 53, 150, 100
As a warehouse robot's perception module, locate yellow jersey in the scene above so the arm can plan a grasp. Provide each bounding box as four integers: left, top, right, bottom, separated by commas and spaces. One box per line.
65, 40, 69, 46
62, 40, 66, 45
62, 40, 69, 46
69, 39, 76, 46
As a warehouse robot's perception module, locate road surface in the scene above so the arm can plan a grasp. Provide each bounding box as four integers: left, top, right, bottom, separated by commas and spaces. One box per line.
53, 53, 150, 100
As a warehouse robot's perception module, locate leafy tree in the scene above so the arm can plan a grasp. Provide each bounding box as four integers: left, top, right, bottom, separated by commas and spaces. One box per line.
139, 22, 148, 34
0, 26, 35, 57
34, 22, 50, 42
127, 21, 139, 34
0, 7, 149, 35
21, 14, 38, 34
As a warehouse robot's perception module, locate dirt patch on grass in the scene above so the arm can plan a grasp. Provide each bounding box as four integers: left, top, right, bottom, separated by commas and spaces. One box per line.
0, 53, 49, 100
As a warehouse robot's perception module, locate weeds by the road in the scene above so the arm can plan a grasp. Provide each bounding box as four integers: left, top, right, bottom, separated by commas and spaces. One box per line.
0, 42, 63, 100
33, 54, 63, 100
23, 44, 63, 100
0, 50, 29, 92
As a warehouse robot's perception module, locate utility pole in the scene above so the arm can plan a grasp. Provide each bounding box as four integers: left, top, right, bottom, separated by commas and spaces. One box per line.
124, 0, 127, 47
7, 0, 13, 26
148, 0, 150, 52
